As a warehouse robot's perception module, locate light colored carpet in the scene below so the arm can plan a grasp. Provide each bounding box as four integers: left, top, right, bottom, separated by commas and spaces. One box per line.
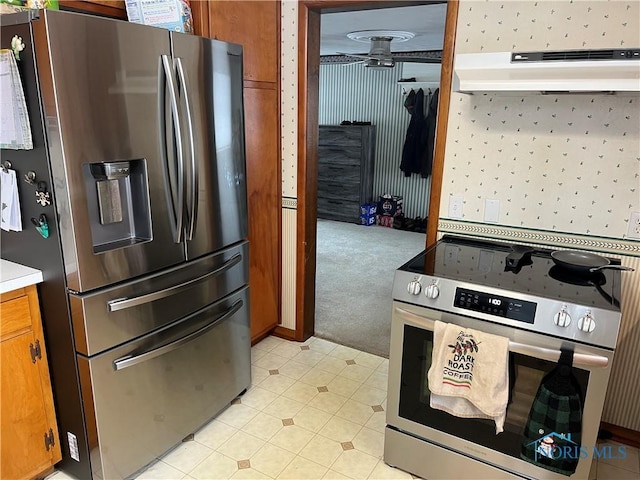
314, 219, 426, 358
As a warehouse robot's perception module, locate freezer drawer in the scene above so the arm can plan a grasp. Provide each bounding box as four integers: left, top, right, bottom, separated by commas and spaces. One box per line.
70, 241, 248, 356
76, 286, 250, 480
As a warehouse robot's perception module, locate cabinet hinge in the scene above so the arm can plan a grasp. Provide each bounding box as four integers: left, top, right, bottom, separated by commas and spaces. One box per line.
30, 339, 42, 363
44, 428, 55, 451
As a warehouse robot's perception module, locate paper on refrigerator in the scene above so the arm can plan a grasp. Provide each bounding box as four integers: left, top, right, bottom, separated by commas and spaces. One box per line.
0, 50, 33, 150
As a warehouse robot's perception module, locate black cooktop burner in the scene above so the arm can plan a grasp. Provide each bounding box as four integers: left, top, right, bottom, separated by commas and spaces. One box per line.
399, 235, 622, 311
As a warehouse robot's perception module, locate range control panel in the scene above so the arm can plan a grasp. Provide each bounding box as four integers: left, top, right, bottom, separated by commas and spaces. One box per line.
455, 288, 537, 324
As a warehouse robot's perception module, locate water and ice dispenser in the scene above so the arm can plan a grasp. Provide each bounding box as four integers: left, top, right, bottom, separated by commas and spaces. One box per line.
83, 159, 152, 253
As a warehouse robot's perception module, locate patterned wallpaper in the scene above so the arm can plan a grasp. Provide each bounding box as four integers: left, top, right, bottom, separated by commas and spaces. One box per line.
281, 0, 298, 198
441, 0, 640, 242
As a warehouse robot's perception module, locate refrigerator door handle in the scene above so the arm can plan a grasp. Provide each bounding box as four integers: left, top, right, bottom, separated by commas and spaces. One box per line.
175, 57, 198, 241
112, 299, 243, 371
160, 54, 185, 242
107, 253, 242, 312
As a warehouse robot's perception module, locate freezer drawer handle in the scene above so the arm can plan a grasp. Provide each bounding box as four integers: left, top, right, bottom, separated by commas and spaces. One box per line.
394, 307, 609, 368
113, 299, 243, 371
107, 253, 242, 312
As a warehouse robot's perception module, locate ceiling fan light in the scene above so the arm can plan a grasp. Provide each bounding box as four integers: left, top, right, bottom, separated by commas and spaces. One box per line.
346, 30, 415, 43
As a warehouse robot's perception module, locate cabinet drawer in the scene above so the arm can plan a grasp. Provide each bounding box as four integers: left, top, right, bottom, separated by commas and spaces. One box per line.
1, 295, 32, 339
319, 127, 362, 147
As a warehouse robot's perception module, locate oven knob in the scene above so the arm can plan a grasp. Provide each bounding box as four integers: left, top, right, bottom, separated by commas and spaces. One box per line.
407, 280, 422, 295
578, 310, 596, 333
553, 306, 572, 327
425, 283, 440, 299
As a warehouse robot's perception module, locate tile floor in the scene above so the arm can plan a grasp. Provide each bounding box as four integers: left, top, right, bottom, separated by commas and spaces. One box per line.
50, 335, 640, 480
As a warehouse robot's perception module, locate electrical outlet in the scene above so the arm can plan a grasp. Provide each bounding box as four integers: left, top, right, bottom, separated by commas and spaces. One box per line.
627, 211, 640, 239
449, 196, 464, 219
484, 199, 500, 223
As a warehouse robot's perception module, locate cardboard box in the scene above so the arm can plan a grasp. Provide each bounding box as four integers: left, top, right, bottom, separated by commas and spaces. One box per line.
125, 0, 193, 33
377, 195, 403, 217
360, 203, 377, 217
376, 214, 394, 228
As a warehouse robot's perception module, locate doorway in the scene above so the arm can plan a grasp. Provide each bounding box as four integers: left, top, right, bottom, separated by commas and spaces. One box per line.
294, 0, 459, 345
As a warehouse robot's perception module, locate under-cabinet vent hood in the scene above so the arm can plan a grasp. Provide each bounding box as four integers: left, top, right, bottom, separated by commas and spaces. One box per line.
454, 49, 640, 94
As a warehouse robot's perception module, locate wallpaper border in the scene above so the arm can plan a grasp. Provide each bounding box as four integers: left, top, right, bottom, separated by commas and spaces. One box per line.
282, 197, 298, 209
438, 220, 640, 257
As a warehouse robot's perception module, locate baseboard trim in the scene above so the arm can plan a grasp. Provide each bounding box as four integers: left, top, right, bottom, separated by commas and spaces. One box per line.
273, 326, 297, 341
600, 422, 640, 449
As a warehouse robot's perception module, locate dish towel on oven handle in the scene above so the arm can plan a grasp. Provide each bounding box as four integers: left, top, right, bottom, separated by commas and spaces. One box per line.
427, 320, 510, 434
520, 349, 583, 476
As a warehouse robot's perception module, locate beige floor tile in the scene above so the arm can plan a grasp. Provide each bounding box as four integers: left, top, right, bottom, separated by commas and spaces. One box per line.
253, 336, 284, 352
299, 367, 338, 388
271, 342, 306, 359
230, 468, 271, 479
354, 352, 385, 370
364, 411, 386, 434
352, 427, 384, 459
291, 349, 327, 367
263, 395, 306, 419
294, 405, 333, 433
253, 353, 290, 371
322, 470, 351, 480
368, 460, 413, 479
308, 338, 339, 355
241, 411, 284, 441
351, 385, 387, 406
597, 461, 640, 479
597, 442, 640, 473
251, 348, 268, 363
217, 431, 265, 461
331, 449, 378, 479
328, 345, 361, 361
299, 434, 344, 468
135, 460, 186, 480
327, 376, 361, 398
270, 425, 315, 454
194, 420, 238, 451
282, 381, 321, 404
241, 387, 279, 411
250, 443, 296, 478
339, 364, 375, 383
216, 404, 260, 430
259, 374, 297, 395
251, 366, 270, 385
376, 360, 389, 375
278, 360, 313, 380
162, 441, 215, 474
277, 456, 328, 479
189, 452, 238, 480
364, 372, 388, 392
334, 399, 374, 426
319, 416, 363, 443
308, 391, 349, 415
315, 356, 348, 375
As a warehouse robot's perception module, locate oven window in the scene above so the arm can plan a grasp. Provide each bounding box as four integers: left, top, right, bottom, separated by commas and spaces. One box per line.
399, 325, 590, 459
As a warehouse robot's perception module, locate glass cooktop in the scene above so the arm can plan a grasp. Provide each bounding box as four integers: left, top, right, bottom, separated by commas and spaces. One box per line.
399, 235, 622, 312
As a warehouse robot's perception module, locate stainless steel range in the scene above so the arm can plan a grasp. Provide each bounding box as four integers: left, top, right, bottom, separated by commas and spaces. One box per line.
385, 235, 622, 480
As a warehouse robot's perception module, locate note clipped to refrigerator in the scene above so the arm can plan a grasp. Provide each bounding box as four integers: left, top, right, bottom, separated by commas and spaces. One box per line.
0, 49, 33, 150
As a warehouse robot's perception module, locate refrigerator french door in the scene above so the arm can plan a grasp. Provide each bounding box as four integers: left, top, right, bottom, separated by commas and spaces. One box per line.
1, 9, 251, 480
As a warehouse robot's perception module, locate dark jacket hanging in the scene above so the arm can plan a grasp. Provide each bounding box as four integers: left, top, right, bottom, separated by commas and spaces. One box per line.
400, 88, 427, 177
422, 87, 439, 178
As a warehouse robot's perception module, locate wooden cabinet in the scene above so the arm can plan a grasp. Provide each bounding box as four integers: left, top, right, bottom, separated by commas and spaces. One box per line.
317, 125, 376, 223
1, 285, 61, 480
194, 0, 281, 342
59, 1, 127, 19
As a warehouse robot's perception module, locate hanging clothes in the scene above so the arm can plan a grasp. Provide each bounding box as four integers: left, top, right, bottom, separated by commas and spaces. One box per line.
421, 87, 439, 178
400, 88, 427, 177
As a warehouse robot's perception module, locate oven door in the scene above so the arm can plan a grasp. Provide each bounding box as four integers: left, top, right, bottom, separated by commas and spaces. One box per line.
386, 301, 614, 480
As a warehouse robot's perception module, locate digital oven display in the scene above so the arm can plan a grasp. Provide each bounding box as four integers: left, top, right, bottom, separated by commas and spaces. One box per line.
454, 288, 537, 323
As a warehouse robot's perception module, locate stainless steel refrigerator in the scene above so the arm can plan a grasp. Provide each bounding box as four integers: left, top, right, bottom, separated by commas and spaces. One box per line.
1, 9, 251, 479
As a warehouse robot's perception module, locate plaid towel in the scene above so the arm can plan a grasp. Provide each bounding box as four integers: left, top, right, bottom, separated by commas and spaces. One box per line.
520, 350, 583, 476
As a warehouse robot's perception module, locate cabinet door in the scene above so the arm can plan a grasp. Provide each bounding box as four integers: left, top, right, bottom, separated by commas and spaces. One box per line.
207, 0, 279, 83
0, 332, 54, 479
244, 87, 280, 340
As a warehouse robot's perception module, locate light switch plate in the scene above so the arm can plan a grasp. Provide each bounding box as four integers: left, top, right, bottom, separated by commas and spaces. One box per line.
628, 211, 640, 239
449, 195, 463, 219
484, 199, 500, 223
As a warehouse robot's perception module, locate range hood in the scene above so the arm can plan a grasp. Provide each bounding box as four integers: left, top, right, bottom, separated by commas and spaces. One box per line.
454, 49, 640, 94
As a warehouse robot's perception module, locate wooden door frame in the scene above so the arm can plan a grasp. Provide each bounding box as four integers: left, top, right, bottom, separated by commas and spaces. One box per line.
294, 0, 459, 341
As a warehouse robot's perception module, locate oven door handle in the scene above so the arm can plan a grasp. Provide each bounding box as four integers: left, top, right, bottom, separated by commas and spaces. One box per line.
394, 307, 609, 368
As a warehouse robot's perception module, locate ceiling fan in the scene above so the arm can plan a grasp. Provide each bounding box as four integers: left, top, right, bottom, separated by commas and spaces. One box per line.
338, 30, 441, 68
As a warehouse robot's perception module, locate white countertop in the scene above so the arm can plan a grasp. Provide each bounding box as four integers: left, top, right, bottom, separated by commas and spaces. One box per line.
0, 259, 44, 294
